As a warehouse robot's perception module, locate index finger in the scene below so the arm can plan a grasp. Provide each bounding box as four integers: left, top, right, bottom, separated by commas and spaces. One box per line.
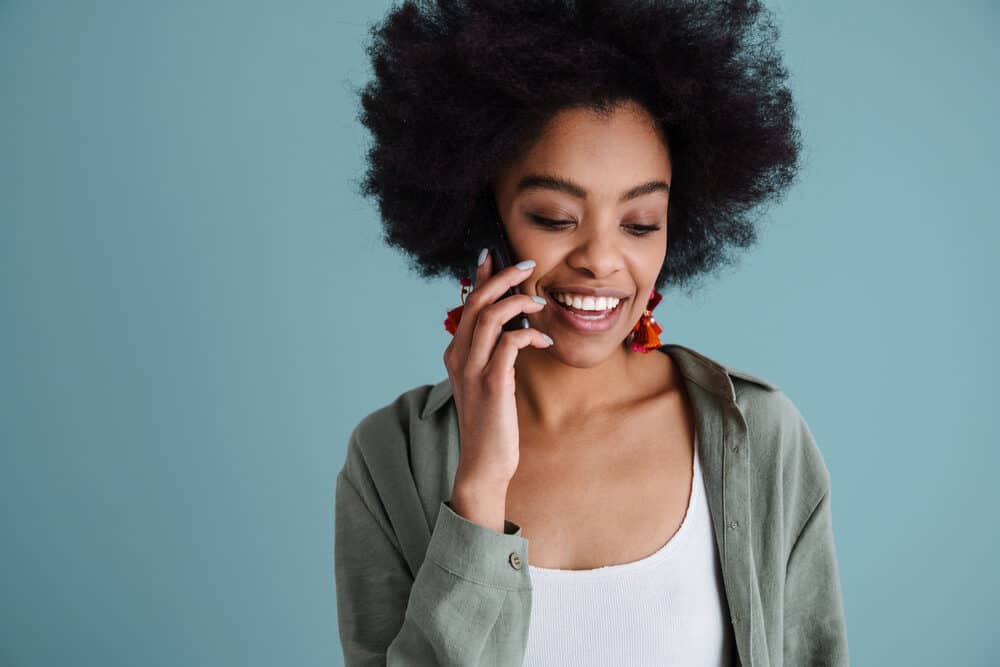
453, 249, 534, 348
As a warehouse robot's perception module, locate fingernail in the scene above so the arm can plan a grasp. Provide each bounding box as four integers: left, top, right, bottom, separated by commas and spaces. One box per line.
514, 259, 535, 270
541, 333, 554, 345
477, 248, 488, 266
531, 295, 546, 304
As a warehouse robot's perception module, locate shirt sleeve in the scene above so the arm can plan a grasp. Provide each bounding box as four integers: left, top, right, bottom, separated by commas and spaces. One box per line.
783, 486, 850, 666
334, 468, 532, 666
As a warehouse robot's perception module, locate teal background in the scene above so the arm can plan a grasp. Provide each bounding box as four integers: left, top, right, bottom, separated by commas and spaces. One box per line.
1, 1, 997, 665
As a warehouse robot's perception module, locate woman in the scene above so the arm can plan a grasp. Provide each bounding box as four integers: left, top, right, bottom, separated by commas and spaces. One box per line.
336, 1, 848, 665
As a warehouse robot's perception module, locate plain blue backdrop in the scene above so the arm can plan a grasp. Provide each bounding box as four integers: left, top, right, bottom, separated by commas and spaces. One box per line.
2, 1, 997, 665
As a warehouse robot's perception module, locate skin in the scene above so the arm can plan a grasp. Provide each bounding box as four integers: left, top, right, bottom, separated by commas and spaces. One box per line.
492, 99, 678, 435
482, 100, 697, 569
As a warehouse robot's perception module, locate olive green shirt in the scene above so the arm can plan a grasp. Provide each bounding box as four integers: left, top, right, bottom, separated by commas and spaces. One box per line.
334, 343, 849, 665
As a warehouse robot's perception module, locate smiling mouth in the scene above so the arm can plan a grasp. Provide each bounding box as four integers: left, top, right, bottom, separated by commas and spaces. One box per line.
546, 291, 628, 318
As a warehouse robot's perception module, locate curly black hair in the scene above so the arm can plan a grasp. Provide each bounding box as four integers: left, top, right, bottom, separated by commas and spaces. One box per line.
353, 0, 803, 296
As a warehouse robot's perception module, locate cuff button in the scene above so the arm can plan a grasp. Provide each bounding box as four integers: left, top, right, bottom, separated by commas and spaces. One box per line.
508, 552, 522, 570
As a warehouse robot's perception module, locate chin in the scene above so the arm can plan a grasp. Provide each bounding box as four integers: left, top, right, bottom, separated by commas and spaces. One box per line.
535, 336, 631, 369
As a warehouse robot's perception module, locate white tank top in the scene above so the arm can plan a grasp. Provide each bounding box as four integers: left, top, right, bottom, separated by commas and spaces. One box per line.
522, 433, 736, 666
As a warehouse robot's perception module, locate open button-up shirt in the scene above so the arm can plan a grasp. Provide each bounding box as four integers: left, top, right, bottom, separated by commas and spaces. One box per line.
334, 343, 849, 665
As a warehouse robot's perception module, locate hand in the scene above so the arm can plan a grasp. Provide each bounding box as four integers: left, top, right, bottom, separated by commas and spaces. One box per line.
442, 249, 553, 494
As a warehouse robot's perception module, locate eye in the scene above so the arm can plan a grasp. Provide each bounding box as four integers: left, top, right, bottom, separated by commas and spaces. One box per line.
528, 214, 661, 237
528, 214, 574, 230
626, 224, 662, 236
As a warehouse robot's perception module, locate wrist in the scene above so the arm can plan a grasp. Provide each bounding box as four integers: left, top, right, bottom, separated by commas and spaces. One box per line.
450, 477, 509, 534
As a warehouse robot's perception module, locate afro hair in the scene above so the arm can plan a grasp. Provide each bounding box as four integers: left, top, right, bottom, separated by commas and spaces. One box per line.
354, 0, 804, 296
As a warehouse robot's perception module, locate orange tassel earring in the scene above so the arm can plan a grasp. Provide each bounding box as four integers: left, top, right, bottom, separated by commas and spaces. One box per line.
626, 289, 664, 353
443, 276, 473, 335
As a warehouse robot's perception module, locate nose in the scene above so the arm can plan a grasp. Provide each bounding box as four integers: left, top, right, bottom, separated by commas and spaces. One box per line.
563, 220, 625, 279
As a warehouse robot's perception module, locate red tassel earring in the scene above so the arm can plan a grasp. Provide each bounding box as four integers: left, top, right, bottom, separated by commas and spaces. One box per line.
626, 289, 664, 353
443, 276, 473, 335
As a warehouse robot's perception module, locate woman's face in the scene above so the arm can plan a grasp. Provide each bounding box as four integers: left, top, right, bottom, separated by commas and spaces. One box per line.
492, 100, 672, 365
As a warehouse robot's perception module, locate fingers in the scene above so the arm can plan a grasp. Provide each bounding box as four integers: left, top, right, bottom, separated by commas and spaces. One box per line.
453, 249, 535, 348
483, 327, 555, 380
450, 249, 491, 347
446, 243, 558, 391
466, 292, 548, 372
469, 252, 537, 318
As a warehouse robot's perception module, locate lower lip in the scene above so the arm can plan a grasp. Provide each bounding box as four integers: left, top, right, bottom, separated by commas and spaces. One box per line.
547, 292, 628, 333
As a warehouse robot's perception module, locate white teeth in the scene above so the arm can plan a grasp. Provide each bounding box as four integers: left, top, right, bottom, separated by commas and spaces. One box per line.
552, 292, 621, 311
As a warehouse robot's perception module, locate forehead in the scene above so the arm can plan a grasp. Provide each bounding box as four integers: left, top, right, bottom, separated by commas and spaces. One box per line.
497, 101, 672, 199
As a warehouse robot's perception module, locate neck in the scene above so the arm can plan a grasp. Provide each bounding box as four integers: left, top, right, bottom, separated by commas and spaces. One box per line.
513, 340, 662, 433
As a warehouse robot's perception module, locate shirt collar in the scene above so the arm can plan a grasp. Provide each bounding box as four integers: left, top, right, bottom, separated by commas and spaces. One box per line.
419, 343, 778, 421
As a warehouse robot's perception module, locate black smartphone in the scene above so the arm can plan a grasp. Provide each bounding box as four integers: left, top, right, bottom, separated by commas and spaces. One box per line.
463, 194, 531, 333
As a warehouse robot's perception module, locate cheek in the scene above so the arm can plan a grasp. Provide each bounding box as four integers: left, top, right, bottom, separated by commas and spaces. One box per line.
648, 238, 668, 274
631, 242, 666, 277
511, 230, 565, 268
504, 222, 540, 256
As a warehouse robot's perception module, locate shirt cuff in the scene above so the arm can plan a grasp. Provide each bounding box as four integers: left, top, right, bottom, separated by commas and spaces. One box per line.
423, 500, 531, 591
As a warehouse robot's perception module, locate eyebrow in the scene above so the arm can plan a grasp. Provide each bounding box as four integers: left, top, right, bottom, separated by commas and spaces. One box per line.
514, 173, 670, 203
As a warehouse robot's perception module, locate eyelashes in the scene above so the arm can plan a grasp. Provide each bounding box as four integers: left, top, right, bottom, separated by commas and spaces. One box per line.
527, 214, 662, 237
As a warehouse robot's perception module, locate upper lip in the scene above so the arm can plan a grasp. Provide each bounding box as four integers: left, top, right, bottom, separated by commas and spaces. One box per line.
547, 285, 631, 299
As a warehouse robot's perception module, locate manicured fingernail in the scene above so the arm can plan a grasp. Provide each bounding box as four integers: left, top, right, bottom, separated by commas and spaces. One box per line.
531, 295, 546, 304
541, 333, 554, 345
515, 259, 535, 270
477, 248, 488, 266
